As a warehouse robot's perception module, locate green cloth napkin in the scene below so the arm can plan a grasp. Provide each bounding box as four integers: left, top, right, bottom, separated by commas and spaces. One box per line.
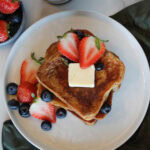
2, 1, 150, 149
2, 120, 39, 150
112, 0, 150, 63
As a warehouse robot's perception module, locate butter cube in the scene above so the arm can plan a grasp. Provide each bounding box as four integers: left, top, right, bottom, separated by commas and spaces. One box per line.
68, 63, 95, 88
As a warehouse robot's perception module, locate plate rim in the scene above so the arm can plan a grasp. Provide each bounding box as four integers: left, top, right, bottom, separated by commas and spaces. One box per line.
2, 10, 150, 150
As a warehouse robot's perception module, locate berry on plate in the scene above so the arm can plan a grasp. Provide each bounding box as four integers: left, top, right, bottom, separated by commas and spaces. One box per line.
20, 58, 40, 84
41, 121, 52, 131
0, 20, 8, 42
56, 108, 67, 119
6, 82, 18, 95
0, 0, 20, 14
8, 99, 20, 110
29, 98, 56, 123
58, 32, 79, 62
17, 81, 37, 103
79, 36, 106, 68
19, 103, 30, 118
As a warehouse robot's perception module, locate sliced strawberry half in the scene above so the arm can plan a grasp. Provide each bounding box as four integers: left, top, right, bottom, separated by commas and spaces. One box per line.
20, 58, 40, 84
79, 36, 106, 68
29, 98, 56, 123
58, 32, 79, 62
17, 81, 37, 103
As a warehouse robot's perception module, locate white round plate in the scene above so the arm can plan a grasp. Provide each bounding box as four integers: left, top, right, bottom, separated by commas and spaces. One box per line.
2, 11, 150, 150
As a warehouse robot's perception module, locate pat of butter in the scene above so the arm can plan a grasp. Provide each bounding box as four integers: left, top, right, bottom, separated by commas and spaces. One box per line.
68, 63, 95, 88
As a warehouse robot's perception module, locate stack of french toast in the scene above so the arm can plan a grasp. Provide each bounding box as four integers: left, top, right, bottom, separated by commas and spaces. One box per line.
36, 29, 125, 125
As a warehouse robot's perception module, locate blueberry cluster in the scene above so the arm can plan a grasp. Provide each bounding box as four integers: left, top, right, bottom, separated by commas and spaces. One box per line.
7, 83, 67, 131
7, 82, 31, 117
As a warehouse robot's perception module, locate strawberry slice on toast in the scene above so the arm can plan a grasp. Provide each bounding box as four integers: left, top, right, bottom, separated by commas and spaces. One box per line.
58, 32, 79, 62
79, 36, 106, 68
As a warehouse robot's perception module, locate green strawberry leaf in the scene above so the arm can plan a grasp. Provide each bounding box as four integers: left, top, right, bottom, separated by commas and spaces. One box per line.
63, 28, 74, 37
101, 39, 109, 42
84, 33, 90, 37
95, 37, 101, 50
31, 52, 44, 65
63, 32, 68, 38
33, 97, 39, 103
57, 28, 74, 40
57, 35, 63, 40
39, 57, 44, 61
69, 28, 74, 33
94, 36, 109, 50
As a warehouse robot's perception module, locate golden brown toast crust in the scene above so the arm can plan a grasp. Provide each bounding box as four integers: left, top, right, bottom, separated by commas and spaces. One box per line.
36, 42, 125, 121
37, 83, 69, 109
37, 83, 97, 125
37, 83, 113, 120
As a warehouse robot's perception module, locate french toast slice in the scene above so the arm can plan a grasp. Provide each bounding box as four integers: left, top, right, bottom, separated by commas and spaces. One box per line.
37, 83, 113, 120
36, 42, 125, 121
37, 83, 97, 125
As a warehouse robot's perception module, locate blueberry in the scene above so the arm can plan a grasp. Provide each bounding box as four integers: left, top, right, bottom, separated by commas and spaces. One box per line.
7, 14, 22, 24
61, 56, 74, 64
100, 103, 111, 114
74, 30, 85, 40
41, 90, 53, 102
95, 62, 104, 71
8, 99, 20, 110
6, 83, 18, 95
56, 108, 67, 119
19, 104, 30, 118
41, 121, 52, 131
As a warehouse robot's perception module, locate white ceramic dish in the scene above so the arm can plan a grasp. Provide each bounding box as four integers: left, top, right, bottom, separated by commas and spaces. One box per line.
2, 11, 150, 150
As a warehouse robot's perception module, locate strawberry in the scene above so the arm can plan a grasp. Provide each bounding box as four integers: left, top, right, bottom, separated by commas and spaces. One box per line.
20, 58, 40, 84
0, 0, 20, 14
29, 98, 56, 123
79, 36, 106, 68
58, 32, 79, 62
0, 20, 8, 42
17, 81, 37, 103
